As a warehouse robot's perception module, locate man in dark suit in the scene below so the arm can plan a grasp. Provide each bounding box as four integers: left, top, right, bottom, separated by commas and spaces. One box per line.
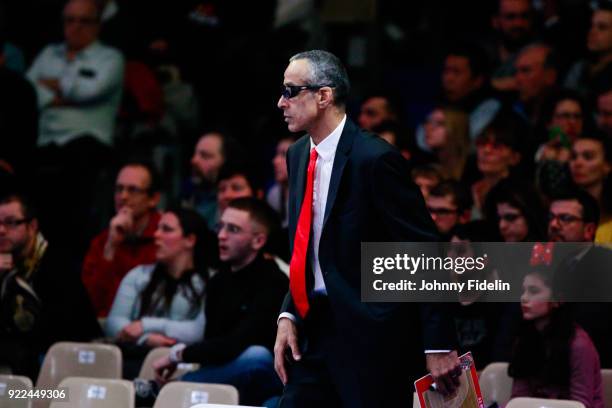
274, 50, 460, 407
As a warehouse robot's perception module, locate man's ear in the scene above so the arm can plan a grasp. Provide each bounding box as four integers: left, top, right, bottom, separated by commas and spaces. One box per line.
28, 218, 39, 234
251, 232, 267, 252
584, 223, 597, 242
148, 192, 161, 209
318, 87, 334, 109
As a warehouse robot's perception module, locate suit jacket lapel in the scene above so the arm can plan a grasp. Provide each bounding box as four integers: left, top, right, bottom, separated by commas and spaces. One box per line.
323, 120, 356, 228
294, 138, 311, 218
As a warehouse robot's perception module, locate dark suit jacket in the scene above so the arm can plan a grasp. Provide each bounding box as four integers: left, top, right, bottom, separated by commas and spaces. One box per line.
282, 118, 456, 406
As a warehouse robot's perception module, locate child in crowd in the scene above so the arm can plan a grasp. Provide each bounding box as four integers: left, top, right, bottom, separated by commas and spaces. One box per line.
508, 264, 604, 408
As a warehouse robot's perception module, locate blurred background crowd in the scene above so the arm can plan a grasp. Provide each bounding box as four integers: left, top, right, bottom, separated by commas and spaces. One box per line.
1, 0, 612, 406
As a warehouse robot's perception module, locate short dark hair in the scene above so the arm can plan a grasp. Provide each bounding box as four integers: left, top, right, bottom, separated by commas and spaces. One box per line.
227, 197, 279, 236
0, 191, 37, 220
217, 163, 261, 192
429, 180, 473, 213
290, 50, 351, 107
550, 189, 600, 225
411, 163, 445, 182
361, 89, 403, 118
119, 160, 161, 195
445, 42, 490, 78
197, 128, 245, 165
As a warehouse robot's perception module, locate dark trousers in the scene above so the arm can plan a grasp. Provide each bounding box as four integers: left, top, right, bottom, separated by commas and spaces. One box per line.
278, 296, 344, 408
34, 136, 113, 254
278, 297, 419, 408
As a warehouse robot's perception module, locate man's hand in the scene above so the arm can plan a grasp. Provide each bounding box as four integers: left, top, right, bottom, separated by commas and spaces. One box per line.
274, 317, 301, 385
153, 354, 177, 385
104, 208, 134, 260
0, 253, 14, 274
118, 320, 143, 342
146, 333, 177, 347
426, 351, 462, 396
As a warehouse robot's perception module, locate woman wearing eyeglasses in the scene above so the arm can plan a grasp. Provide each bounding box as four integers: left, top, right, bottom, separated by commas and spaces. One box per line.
471, 114, 523, 218
105, 207, 216, 378
484, 178, 547, 242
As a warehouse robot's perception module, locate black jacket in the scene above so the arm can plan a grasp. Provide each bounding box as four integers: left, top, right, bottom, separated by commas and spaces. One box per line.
182, 254, 288, 364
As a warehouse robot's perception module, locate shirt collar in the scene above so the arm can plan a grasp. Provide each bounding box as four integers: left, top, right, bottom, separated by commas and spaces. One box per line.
310, 114, 346, 162
55, 41, 101, 59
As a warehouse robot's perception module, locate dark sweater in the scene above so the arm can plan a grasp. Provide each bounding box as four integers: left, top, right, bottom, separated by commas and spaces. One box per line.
182, 254, 288, 365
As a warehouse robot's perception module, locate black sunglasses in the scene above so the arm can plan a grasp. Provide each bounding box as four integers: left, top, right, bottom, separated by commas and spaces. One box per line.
280, 84, 332, 99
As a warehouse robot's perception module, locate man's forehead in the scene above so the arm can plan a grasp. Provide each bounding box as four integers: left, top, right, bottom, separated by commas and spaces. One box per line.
197, 133, 222, 151
500, 0, 530, 13
64, 0, 97, 16
427, 195, 455, 207
0, 201, 24, 217
284, 59, 311, 84
221, 207, 250, 224
117, 165, 151, 186
551, 200, 582, 214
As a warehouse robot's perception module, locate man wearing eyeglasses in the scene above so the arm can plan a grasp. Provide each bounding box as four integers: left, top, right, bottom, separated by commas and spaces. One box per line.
0, 192, 101, 379
548, 190, 599, 243
274, 50, 460, 407
547, 190, 612, 367
82, 161, 161, 317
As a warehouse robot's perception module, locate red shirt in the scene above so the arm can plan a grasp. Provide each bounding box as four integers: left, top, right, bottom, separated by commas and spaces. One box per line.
82, 211, 160, 317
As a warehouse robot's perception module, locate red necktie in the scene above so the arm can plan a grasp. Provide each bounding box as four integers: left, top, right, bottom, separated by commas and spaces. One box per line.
290, 148, 318, 318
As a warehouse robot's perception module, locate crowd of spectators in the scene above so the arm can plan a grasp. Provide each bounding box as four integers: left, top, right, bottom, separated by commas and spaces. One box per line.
1, 0, 612, 407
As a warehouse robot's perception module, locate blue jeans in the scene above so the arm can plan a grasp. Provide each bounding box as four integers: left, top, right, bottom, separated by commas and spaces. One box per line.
182, 345, 283, 405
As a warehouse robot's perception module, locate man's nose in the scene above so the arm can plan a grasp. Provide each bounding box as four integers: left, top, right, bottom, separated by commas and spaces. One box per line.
278, 95, 287, 109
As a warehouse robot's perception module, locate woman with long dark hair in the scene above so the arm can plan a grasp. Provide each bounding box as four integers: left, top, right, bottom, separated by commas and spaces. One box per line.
508, 265, 603, 408
105, 207, 214, 376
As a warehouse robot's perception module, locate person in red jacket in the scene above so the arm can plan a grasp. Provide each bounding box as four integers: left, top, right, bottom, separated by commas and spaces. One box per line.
82, 160, 161, 316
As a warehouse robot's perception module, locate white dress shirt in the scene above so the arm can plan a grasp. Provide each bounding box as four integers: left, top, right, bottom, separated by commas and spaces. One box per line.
26, 41, 124, 147
309, 114, 346, 293
279, 114, 346, 322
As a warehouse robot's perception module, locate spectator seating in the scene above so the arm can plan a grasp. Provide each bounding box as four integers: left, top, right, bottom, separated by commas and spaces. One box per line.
506, 397, 586, 408
35, 343, 122, 408
190, 405, 259, 408
153, 382, 239, 408
138, 347, 199, 381
49, 377, 134, 408
601, 369, 612, 408
0, 374, 33, 408
480, 362, 513, 407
